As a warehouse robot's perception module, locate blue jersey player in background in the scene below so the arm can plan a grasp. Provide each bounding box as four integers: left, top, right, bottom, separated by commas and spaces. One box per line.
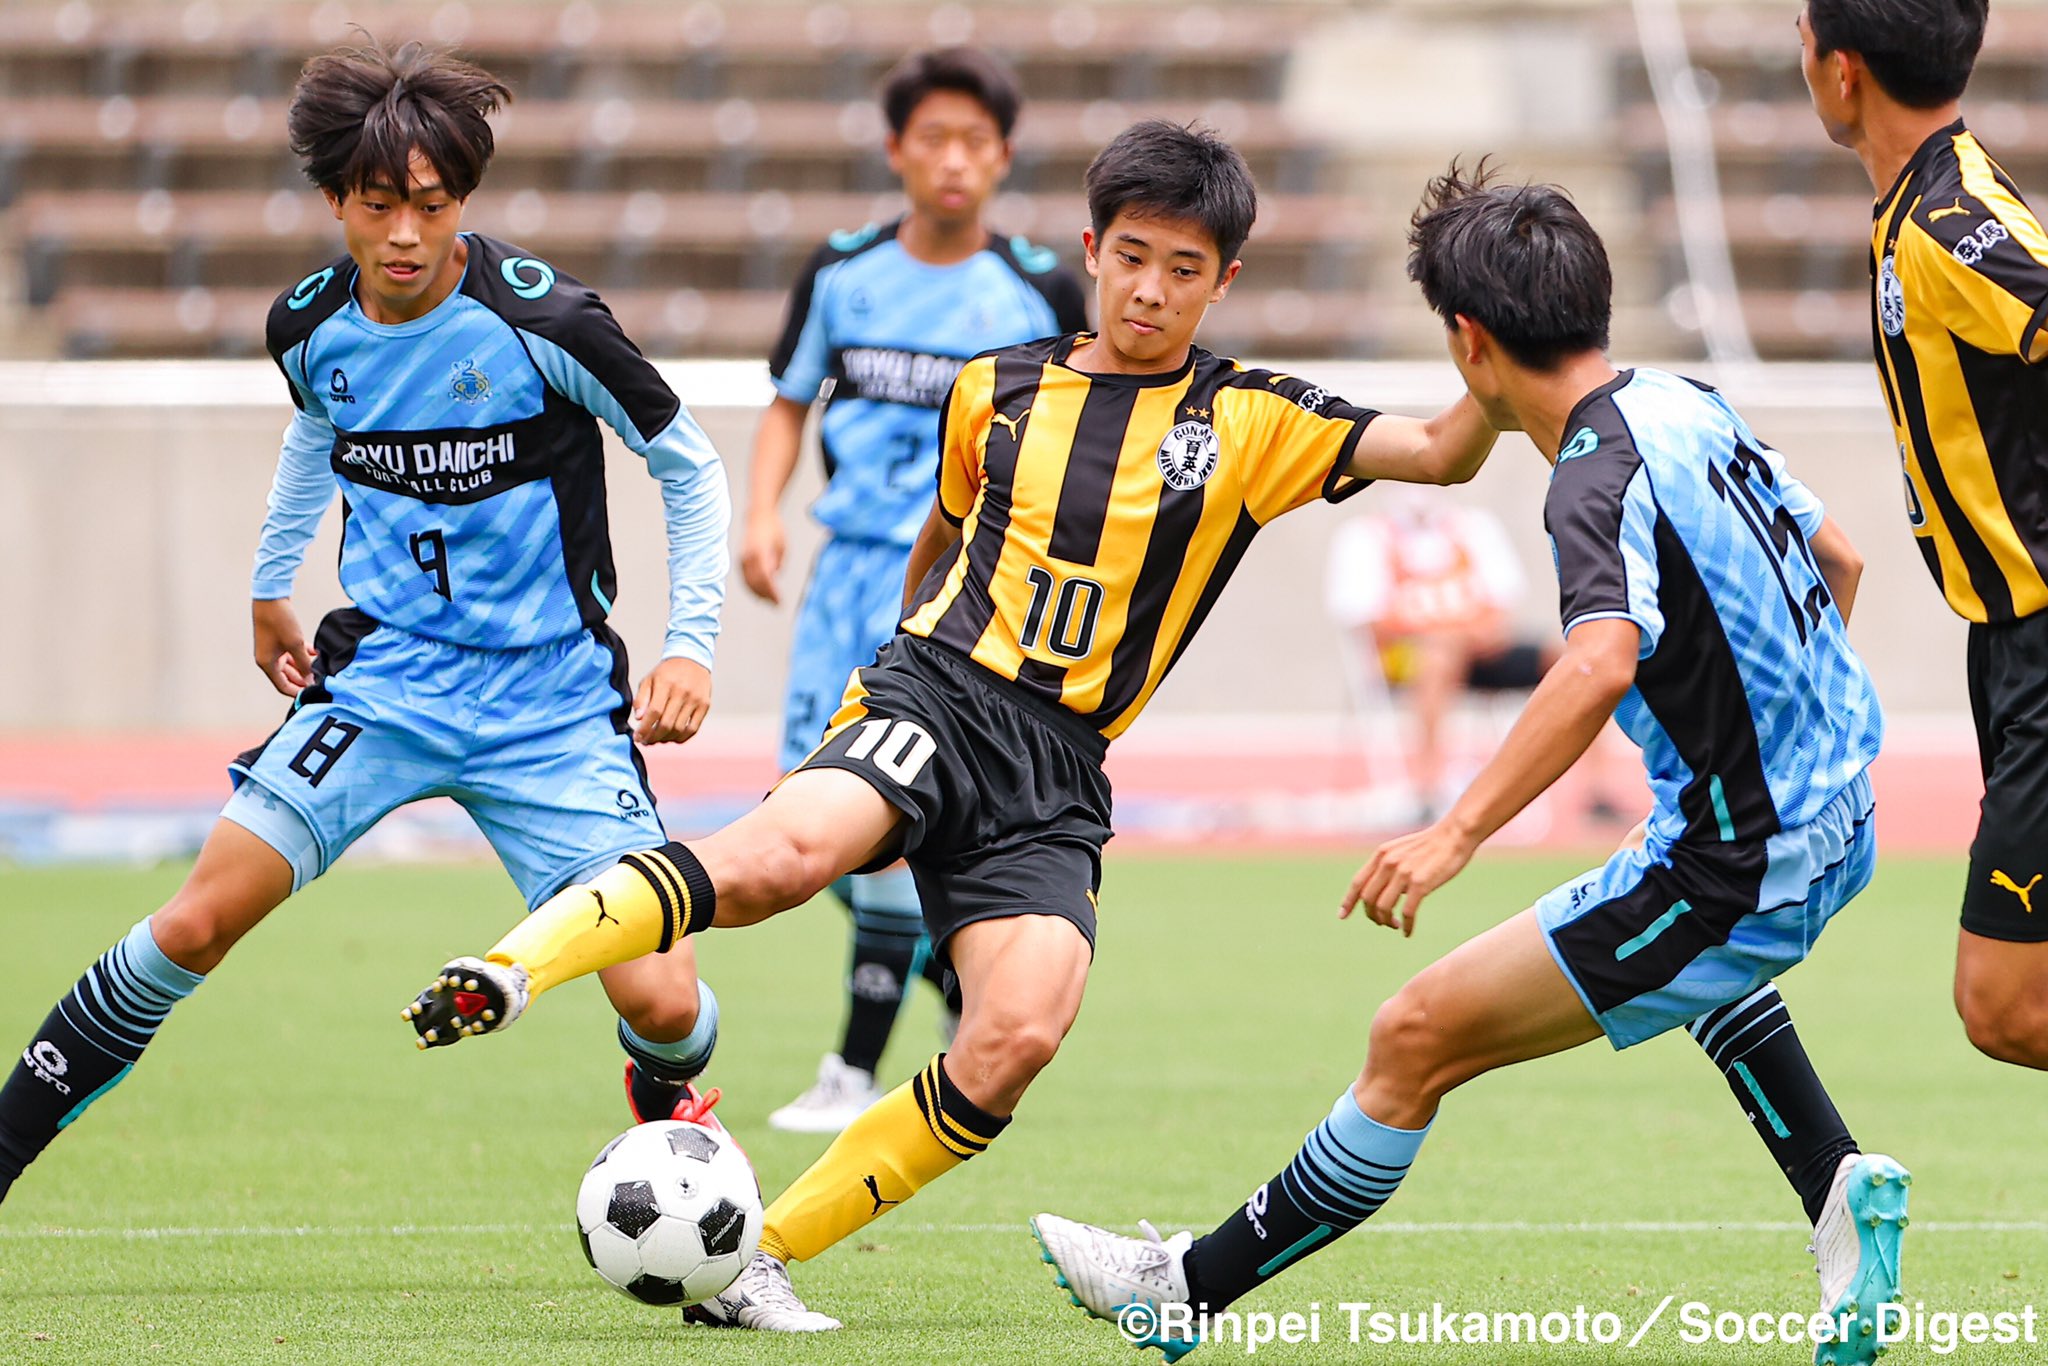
1035, 167, 1911, 1366
738, 48, 1086, 1134
0, 38, 732, 1208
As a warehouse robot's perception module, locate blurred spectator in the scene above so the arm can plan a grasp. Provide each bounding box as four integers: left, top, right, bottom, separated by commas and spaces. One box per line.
1326, 490, 1632, 824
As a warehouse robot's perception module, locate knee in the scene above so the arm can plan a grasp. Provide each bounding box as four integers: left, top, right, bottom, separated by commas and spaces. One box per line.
149, 890, 249, 974
952, 1012, 1065, 1099
621, 977, 702, 1044
1955, 981, 2048, 1068
724, 830, 837, 917
1363, 985, 1463, 1103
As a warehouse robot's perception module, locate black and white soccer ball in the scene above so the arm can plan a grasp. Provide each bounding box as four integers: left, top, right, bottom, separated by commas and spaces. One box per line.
575, 1119, 763, 1306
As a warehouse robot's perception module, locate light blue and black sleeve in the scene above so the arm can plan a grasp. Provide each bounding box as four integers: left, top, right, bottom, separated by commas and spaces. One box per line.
250, 267, 349, 599
518, 286, 732, 669
1546, 445, 1664, 656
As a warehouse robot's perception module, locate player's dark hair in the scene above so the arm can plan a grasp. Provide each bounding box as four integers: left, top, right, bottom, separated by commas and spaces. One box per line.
1806, 0, 1986, 108
880, 47, 1022, 139
1084, 120, 1257, 270
1406, 159, 1611, 370
288, 35, 510, 200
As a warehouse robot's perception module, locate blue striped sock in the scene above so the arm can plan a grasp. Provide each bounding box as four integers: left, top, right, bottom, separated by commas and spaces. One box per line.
1185, 1091, 1430, 1310
2, 918, 204, 1193
618, 980, 719, 1079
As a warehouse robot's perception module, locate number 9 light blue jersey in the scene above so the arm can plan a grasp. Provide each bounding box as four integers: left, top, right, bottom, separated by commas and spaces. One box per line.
1545, 369, 1883, 846
257, 234, 727, 660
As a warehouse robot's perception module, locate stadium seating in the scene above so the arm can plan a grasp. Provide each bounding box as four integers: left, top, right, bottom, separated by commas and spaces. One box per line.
0, 1, 1374, 359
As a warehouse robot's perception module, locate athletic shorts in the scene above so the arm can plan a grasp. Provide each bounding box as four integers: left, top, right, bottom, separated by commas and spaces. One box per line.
226, 608, 664, 907
791, 634, 1113, 960
779, 536, 915, 775
1535, 771, 1876, 1049
1963, 612, 2048, 942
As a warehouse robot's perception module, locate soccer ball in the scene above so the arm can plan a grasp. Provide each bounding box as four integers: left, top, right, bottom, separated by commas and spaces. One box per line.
575, 1119, 762, 1306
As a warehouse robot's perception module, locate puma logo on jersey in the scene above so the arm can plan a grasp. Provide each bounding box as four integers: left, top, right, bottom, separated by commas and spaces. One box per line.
1927, 197, 1972, 223
1990, 869, 2041, 913
991, 409, 1030, 442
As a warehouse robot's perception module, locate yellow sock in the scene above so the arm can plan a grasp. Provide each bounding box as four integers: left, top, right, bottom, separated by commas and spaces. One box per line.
486, 845, 714, 996
760, 1054, 1009, 1263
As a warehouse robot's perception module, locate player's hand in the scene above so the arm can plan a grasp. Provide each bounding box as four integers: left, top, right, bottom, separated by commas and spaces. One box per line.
252, 597, 314, 698
634, 657, 712, 745
1340, 819, 1480, 937
740, 511, 785, 605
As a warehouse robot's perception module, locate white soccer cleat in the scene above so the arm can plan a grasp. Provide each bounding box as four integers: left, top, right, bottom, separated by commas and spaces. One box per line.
682, 1250, 841, 1332
767, 1054, 880, 1133
1030, 1213, 1198, 1361
1811, 1151, 1911, 1366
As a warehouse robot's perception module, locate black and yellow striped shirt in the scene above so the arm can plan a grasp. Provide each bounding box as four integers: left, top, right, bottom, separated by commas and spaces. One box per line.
1871, 120, 2048, 623
902, 333, 1375, 739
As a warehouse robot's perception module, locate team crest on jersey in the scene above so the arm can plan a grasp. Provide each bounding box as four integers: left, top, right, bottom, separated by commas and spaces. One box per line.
449, 357, 491, 404
1879, 254, 1906, 336
1157, 419, 1220, 491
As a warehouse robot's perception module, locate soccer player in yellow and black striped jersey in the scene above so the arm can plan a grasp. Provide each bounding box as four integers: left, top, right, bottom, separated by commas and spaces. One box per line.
399, 120, 1499, 1329
1804, 0, 2048, 1069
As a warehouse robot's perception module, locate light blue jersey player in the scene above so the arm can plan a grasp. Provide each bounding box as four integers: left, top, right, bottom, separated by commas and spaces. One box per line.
0, 42, 729, 1213
739, 49, 1086, 1133
1037, 170, 1908, 1366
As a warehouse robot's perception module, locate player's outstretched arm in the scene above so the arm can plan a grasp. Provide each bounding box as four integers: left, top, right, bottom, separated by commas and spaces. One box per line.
1807, 515, 1864, 625
1343, 617, 1639, 935
1343, 392, 1499, 487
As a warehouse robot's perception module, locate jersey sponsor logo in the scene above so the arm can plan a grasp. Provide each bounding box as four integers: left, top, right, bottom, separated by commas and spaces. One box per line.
1951, 218, 2010, 266
288, 267, 335, 311
1558, 426, 1600, 462
611, 788, 654, 821
1295, 385, 1330, 414
990, 407, 1030, 444
500, 256, 556, 300
24, 1040, 71, 1095
832, 346, 967, 409
1927, 197, 1972, 223
1878, 255, 1906, 337
1990, 869, 2041, 913
332, 424, 536, 501
1157, 419, 1220, 491
328, 368, 357, 404
448, 357, 492, 405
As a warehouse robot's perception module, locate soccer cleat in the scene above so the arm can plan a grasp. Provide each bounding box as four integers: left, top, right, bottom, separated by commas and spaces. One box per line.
1030, 1213, 1199, 1362
401, 956, 528, 1049
1811, 1151, 1912, 1366
766, 1054, 880, 1133
681, 1250, 841, 1332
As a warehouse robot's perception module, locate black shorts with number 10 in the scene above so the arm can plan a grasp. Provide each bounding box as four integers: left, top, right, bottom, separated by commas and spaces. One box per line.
794, 633, 1113, 959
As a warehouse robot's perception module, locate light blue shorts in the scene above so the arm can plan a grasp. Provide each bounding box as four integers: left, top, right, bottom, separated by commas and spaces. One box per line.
779, 536, 915, 774
1534, 771, 1876, 1049
225, 613, 663, 907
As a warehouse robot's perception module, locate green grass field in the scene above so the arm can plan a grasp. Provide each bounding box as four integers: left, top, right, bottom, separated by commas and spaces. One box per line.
1, 853, 2041, 1364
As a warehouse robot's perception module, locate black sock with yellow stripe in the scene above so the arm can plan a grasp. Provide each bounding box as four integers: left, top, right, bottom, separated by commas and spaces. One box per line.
759, 1053, 1008, 1263
486, 842, 717, 997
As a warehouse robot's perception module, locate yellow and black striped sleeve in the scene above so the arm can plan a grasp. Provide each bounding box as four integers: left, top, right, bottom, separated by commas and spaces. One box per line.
936, 355, 998, 526
1907, 147, 2048, 363
1227, 375, 1379, 523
